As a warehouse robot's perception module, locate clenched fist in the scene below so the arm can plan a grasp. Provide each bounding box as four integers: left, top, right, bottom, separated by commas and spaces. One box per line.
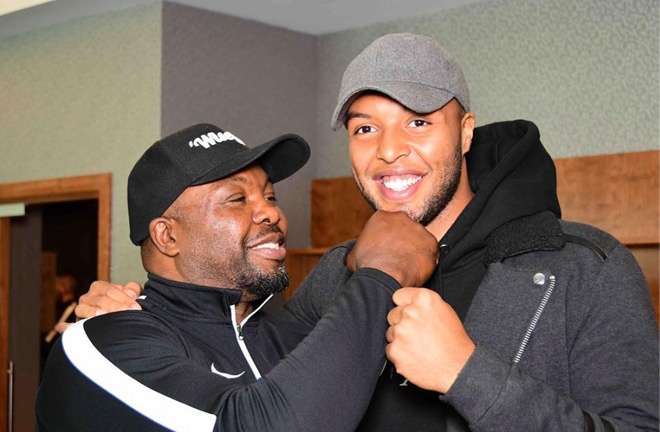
347, 210, 438, 287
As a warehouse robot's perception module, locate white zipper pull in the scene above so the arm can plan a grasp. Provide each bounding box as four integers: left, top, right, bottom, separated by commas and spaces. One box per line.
236, 324, 244, 340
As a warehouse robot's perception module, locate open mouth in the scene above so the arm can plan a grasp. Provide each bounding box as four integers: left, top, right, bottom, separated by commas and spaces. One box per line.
251, 242, 282, 251
381, 175, 422, 192
247, 232, 286, 260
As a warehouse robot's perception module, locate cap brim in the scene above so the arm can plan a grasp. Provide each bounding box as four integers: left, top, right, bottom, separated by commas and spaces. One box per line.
331, 82, 455, 130
193, 133, 310, 186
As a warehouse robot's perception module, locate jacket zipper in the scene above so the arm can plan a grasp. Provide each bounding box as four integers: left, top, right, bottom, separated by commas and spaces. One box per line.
513, 274, 556, 364
229, 294, 273, 380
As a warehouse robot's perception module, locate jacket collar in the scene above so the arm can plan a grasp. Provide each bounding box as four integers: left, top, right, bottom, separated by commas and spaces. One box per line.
139, 273, 271, 320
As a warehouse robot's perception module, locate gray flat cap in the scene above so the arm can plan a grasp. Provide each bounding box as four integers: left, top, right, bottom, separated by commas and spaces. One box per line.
331, 33, 470, 130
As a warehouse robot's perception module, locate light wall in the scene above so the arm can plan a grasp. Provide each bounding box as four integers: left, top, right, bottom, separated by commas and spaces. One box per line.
0, 3, 162, 282
0, 0, 658, 283
316, 0, 659, 178
160, 2, 317, 252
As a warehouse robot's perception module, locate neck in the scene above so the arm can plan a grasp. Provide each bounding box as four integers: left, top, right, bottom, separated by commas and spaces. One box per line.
234, 291, 263, 322
426, 177, 474, 242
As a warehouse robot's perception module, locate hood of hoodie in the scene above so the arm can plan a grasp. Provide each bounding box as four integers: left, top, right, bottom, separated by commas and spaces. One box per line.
439, 119, 561, 271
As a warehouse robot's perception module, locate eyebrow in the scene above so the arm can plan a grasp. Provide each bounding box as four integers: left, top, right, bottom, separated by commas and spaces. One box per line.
225, 174, 250, 184
345, 112, 372, 123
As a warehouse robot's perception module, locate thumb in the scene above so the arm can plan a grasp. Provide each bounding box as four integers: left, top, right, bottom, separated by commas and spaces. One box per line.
124, 282, 143, 299
392, 287, 418, 306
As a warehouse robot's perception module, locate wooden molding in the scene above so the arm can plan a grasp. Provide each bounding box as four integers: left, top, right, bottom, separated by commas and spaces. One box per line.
0, 173, 112, 281
310, 177, 374, 248
555, 150, 659, 245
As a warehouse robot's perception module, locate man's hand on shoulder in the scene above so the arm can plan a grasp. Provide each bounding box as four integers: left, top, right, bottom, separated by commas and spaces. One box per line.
56, 281, 144, 334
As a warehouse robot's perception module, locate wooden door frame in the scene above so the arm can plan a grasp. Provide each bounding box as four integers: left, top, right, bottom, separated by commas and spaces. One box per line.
0, 173, 111, 429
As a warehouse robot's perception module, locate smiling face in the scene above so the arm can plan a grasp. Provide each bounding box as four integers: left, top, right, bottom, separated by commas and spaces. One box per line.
346, 93, 475, 240
151, 164, 289, 300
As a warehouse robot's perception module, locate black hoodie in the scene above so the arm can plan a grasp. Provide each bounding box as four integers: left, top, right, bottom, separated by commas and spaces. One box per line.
357, 119, 563, 432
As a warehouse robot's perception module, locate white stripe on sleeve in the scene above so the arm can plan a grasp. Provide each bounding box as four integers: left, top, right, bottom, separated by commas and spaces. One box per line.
62, 320, 216, 432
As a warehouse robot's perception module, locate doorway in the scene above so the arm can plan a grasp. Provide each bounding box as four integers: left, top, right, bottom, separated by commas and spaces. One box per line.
0, 174, 111, 432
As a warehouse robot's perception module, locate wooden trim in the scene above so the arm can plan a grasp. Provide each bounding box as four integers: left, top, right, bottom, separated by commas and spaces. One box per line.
0, 218, 10, 431
0, 173, 111, 281
554, 150, 659, 246
0, 174, 112, 427
311, 177, 374, 248
284, 249, 327, 300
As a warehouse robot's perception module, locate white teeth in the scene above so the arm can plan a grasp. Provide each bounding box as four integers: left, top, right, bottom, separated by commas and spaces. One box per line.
252, 242, 279, 250
383, 176, 421, 192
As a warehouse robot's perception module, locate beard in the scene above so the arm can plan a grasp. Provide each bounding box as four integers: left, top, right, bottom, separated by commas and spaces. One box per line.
355, 140, 463, 227
231, 260, 289, 299
228, 225, 290, 299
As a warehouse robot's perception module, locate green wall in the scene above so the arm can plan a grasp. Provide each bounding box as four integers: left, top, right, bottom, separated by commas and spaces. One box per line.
1, 0, 658, 282
0, 4, 162, 282
316, 0, 659, 177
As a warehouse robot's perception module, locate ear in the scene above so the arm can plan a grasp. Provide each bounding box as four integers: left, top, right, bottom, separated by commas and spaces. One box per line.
148, 217, 180, 257
460, 112, 476, 155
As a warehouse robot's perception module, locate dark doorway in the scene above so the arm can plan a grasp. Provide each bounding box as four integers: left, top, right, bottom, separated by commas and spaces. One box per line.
39, 200, 98, 375
0, 173, 111, 432
42, 200, 98, 301
8, 200, 98, 432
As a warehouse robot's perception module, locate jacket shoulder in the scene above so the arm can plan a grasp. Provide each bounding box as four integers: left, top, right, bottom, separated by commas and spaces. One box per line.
558, 220, 622, 261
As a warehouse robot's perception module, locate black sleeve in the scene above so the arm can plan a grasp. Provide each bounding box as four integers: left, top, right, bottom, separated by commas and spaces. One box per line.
275, 242, 354, 335
37, 268, 399, 432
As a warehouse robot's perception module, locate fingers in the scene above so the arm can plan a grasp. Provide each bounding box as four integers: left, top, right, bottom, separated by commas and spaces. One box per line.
391, 287, 418, 306
76, 281, 142, 319
123, 281, 143, 299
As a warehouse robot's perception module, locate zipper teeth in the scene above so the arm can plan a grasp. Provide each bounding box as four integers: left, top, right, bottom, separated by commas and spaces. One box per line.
513, 275, 556, 364
230, 305, 262, 379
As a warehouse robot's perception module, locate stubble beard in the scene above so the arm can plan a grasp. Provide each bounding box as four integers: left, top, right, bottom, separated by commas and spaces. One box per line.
231, 260, 289, 299
231, 225, 290, 299
355, 142, 463, 227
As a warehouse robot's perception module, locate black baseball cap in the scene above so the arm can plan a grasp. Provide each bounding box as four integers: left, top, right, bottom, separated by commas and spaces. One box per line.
128, 123, 310, 245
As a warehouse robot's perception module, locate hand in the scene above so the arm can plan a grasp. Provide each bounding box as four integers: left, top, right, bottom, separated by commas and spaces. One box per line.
386, 287, 475, 394
347, 211, 438, 287
74, 281, 143, 320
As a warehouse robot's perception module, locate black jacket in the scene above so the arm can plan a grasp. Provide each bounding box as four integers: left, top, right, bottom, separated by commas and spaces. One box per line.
36, 269, 400, 431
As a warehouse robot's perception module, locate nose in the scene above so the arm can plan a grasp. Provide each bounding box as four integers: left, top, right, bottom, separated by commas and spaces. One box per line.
376, 129, 410, 163
253, 199, 282, 226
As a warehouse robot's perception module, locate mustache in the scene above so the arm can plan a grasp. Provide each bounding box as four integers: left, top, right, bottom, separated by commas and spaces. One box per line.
244, 224, 286, 246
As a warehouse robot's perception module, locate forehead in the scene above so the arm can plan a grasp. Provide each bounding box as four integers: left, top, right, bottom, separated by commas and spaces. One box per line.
348, 93, 460, 119
217, 164, 270, 186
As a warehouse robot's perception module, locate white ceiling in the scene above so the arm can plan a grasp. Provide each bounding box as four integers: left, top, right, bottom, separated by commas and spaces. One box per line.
0, 0, 491, 40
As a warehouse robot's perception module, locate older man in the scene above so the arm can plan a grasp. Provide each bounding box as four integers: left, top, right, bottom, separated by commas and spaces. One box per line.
36, 123, 438, 431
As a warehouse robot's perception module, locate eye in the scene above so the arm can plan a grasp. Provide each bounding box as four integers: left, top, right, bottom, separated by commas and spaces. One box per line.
265, 194, 278, 203
227, 195, 246, 203
354, 125, 376, 135
409, 119, 429, 128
